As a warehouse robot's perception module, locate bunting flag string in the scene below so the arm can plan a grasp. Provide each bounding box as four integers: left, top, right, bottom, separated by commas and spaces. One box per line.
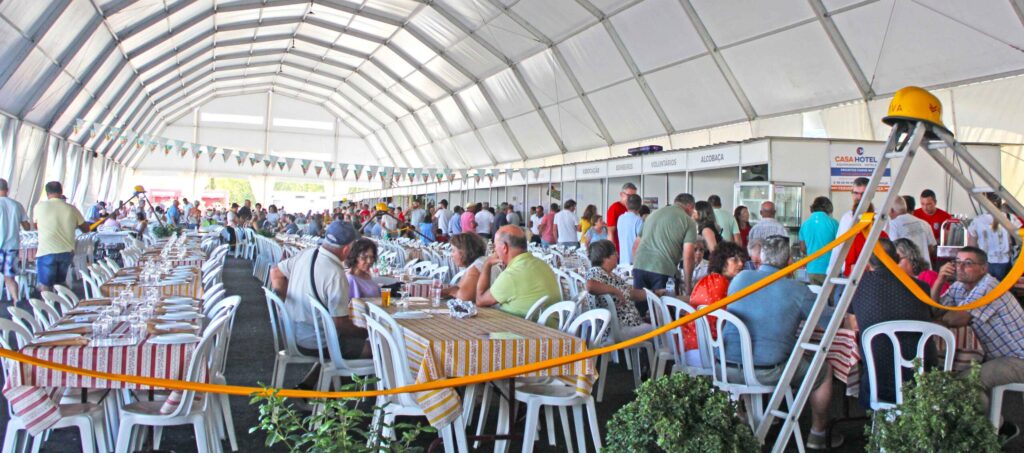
76, 119, 549, 183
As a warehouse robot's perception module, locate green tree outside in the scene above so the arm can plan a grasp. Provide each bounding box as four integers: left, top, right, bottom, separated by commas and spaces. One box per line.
273, 181, 325, 192
206, 177, 255, 205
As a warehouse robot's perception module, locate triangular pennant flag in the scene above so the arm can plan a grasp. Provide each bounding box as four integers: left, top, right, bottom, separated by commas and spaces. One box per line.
337, 163, 347, 179
394, 167, 404, 182
208, 148, 218, 162
325, 162, 336, 177
236, 151, 248, 165
353, 164, 363, 180
459, 169, 469, 180
519, 168, 528, 179
487, 169, 495, 183
422, 168, 432, 183
368, 165, 378, 179
447, 169, 456, 182
164, 141, 173, 155
222, 148, 233, 162
313, 161, 323, 177
300, 159, 312, 174
285, 157, 295, 171
474, 170, 481, 184
276, 161, 286, 170
530, 168, 541, 178
179, 143, 189, 157
249, 154, 260, 167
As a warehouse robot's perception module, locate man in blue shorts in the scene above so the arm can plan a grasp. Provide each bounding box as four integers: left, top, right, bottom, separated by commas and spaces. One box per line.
33, 182, 90, 292
0, 178, 31, 302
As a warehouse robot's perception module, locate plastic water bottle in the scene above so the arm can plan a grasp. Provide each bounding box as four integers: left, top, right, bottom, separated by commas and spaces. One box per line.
665, 277, 675, 296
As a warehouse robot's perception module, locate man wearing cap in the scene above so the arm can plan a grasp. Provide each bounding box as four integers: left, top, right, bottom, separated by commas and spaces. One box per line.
270, 220, 368, 389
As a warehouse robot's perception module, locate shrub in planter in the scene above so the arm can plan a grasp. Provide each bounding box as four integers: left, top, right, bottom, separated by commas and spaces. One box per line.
250, 381, 434, 453
151, 224, 180, 238
867, 362, 999, 453
605, 373, 758, 453
257, 229, 276, 238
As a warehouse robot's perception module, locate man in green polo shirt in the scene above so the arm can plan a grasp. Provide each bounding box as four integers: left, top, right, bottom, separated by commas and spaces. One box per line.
477, 225, 561, 317
633, 193, 699, 294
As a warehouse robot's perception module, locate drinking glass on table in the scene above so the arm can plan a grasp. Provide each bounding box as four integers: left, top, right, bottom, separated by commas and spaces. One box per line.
431, 278, 443, 307
380, 288, 392, 308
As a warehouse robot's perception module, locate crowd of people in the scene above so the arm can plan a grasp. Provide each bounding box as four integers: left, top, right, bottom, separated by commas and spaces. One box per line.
2, 172, 1023, 447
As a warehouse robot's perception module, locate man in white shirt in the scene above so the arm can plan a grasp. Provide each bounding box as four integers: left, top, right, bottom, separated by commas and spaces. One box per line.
475, 205, 496, 240
408, 201, 426, 227
886, 195, 936, 269
433, 199, 451, 236
554, 199, 580, 248
829, 177, 870, 272
269, 221, 366, 389
529, 206, 543, 245
747, 201, 789, 244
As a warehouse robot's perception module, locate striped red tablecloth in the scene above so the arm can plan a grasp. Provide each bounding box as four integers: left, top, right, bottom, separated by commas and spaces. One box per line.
101, 268, 203, 299
4, 319, 201, 435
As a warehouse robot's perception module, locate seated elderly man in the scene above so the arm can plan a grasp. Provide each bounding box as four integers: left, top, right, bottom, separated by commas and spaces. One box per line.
269, 221, 368, 390
724, 235, 839, 449
476, 225, 561, 318
932, 246, 1024, 433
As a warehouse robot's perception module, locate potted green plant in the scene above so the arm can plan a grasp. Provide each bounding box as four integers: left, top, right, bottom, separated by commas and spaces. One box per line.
605, 373, 758, 452
151, 223, 180, 238
867, 363, 1000, 452
257, 228, 276, 238
249, 380, 434, 453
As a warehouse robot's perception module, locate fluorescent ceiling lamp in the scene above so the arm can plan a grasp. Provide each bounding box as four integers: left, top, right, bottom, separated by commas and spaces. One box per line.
273, 117, 333, 131
200, 112, 264, 125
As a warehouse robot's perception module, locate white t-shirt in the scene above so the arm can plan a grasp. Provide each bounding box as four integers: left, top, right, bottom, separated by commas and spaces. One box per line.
554, 210, 579, 243
886, 214, 937, 267
968, 213, 1021, 264
828, 210, 857, 273
475, 210, 495, 235
434, 208, 451, 234
530, 214, 542, 235
409, 208, 427, 226
276, 246, 350, 349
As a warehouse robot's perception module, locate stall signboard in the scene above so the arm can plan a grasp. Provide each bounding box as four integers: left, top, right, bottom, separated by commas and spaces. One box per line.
575, 162, 607, 180
607, 156, 642, 177
642, 150, 687, 174
829, 143, 891, 192
688, 145, 740, 170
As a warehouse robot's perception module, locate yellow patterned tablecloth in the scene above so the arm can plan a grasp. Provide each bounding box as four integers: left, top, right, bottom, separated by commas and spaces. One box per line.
350, 298, 596, 428
100, 267, 203, 299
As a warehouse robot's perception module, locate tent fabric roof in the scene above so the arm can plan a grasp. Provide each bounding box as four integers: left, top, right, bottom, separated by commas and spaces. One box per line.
1, 0, 1023, 169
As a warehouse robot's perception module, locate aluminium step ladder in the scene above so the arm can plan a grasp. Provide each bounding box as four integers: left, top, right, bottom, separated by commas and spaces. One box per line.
754, 117, 1024, 452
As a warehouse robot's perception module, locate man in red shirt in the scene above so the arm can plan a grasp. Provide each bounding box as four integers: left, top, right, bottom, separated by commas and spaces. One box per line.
913, 189, 952, 242
606, 182, 638, 253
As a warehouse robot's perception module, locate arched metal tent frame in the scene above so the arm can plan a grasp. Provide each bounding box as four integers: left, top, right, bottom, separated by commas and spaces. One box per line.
1, 0, 1023, 173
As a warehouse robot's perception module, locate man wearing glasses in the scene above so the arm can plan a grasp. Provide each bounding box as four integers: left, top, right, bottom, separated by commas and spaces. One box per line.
933, 246, 1024, 436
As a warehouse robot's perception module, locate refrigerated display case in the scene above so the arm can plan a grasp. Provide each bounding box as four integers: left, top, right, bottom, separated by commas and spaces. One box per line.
734, 181, 805, 228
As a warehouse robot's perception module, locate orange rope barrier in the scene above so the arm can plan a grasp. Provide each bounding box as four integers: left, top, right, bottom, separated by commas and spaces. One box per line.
870, 228, 1024, 311
2, 217, 876, 399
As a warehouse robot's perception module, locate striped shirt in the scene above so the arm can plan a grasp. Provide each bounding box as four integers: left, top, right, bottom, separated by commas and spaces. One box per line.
942, 274, 1024, 360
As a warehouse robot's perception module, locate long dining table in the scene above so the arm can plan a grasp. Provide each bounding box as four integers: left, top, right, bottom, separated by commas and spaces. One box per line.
349, 297, 597, 433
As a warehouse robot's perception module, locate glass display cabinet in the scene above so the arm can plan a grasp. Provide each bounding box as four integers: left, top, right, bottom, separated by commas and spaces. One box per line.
734, 181, 805, 228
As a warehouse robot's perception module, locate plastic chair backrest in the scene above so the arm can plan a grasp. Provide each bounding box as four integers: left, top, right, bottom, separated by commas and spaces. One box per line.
169, 315, 229, 418
41, 291, 72, 316
308, 296, 363, 373
643, 289, 675, 353
664, 296, 713, 376
595, 294, 624, 343
365, 303, 408, 352
365, 317, 419, 408
567, 308, 611, 346
522, 295, 550, 323
449, 268, 467, 285
205, 295, 240, 324
28, 298, 60, 329
537, 301, 578, 332
54, 284, 80, 306
7, 306, 41, 335
862, 320, 955, 409
706, 309, 766, 388
264, 289, 307, 356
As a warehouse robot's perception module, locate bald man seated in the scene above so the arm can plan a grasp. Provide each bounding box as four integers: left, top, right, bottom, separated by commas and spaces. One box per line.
476, 225, 562, 318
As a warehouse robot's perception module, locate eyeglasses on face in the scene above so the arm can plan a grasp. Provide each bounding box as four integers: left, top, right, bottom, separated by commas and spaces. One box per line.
953, 259, 980, 268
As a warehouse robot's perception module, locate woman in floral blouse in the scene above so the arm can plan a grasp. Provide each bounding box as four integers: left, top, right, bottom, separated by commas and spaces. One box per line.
684, 241, 748, 367
584, 239, 655, 338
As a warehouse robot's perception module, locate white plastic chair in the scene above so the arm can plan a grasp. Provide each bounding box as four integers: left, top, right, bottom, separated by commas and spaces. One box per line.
861, 320, 955, 411
78, 270, 103, 299
115, 316, 229, 453
643, 289, 679, 379
448, 268, 468, 285
308, 297, 376, 392
665, 297, 714, 377
263, 289, 318, 388
990, 383, 1024, 429
704, 309, 801, 437
365, 317, 469, 452
536, 301, 578, 332
7, 306, 42, 335
53, 284, 81, 306
522, 295, 551, 323
496, 309, 609, 453
28, 298, 60, 330
593, 294, 654, 401
0, 319, 108, 453
40, 291, 73, 317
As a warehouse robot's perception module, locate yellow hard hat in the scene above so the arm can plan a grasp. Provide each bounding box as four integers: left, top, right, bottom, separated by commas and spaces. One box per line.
375, 202, 388, 212
882, 86, 947, 131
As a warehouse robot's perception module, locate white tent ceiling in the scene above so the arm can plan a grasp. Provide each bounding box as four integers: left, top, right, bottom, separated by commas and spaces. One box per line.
2, 0, 1024, 171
